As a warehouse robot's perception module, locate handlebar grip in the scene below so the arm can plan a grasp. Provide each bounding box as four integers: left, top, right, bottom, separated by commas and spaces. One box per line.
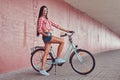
60, 33, 67, 37
69, 31, 75, 33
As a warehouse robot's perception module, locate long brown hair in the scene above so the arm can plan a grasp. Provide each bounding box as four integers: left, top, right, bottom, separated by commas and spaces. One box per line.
37, 5, 48, 36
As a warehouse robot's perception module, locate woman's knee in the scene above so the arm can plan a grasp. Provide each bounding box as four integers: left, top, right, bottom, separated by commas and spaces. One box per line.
60, 39, 64, 45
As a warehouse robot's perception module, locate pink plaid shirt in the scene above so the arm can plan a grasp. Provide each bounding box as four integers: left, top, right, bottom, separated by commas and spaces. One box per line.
38, 17, 60, 32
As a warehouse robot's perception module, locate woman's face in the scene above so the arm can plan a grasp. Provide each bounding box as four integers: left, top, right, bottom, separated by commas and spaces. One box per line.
42, 7, 48, 16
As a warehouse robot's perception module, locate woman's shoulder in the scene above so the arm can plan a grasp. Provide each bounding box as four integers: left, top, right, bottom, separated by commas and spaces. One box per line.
39, 17, 48, 21
39, 17, 44, 20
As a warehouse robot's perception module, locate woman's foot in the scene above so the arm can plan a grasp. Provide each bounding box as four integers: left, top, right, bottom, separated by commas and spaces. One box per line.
39, 70, 50, 76
55, 58, 65, 64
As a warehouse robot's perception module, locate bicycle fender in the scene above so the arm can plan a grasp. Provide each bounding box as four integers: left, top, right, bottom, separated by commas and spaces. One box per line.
30, 46, 45, 55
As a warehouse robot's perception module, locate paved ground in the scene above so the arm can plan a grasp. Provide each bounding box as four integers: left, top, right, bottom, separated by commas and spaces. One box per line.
0, 49, 120, 80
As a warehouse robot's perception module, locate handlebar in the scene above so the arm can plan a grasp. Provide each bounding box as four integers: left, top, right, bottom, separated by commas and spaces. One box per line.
60, 31, 75, 38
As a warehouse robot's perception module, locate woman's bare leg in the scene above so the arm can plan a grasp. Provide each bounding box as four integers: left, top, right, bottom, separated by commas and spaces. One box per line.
41, 43, 51, 70
50, 36, 64, 58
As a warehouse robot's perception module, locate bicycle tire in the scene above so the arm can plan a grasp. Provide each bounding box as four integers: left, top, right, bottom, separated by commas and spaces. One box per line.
30, 48, 54, 72
69, 49, 95, 75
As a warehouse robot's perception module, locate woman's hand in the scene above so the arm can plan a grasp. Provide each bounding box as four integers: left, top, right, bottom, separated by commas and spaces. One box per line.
68, 31, 74, 33
40, 32, 50, 36
47, 33, 51, 36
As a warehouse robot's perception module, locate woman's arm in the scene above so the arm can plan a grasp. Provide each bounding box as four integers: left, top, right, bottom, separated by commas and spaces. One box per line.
57, 26, 70, 33
50, 20, 71, 32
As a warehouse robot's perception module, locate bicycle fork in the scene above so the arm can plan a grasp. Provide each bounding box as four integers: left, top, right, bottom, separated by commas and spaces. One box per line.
71, 43, 83, 63
74, 49, 88, 70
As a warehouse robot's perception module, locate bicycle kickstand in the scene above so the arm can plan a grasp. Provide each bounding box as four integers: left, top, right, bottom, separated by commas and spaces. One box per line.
54, 64, 57, 75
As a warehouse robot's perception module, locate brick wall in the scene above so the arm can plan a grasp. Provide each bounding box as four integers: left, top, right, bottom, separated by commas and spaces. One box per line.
0, 0, 35, 73
0, 0, 120, 73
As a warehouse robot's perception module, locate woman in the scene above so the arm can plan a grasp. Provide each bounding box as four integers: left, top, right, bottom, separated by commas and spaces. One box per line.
37, 5, 72, 76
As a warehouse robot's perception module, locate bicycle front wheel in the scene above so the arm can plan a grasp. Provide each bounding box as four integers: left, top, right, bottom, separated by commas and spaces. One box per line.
70, 49, 95, 75
31, 49, 53, 72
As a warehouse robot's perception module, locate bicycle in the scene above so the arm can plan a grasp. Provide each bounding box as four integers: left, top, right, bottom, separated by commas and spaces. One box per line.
30, 32, 95, 75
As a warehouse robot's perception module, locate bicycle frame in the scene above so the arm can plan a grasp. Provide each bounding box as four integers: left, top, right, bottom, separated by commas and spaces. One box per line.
49, 32, 84, 63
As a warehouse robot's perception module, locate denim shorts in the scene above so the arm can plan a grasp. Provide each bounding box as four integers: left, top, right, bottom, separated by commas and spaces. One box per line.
42, 32, 52, 43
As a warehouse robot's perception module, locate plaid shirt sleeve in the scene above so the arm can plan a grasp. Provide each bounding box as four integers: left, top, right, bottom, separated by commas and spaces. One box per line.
49, 20, 60, 28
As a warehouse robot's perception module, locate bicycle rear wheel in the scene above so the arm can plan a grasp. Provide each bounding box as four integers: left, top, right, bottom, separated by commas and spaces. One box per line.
70, 49, 95, 75
31, 49, 53, 72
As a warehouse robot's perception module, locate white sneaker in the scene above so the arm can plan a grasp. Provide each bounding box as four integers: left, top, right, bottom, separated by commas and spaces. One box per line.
39, 70, 50, 76
55, 58, 65, 64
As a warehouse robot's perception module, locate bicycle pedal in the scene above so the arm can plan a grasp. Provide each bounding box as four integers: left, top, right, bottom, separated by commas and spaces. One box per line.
57, 63, 64, 66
